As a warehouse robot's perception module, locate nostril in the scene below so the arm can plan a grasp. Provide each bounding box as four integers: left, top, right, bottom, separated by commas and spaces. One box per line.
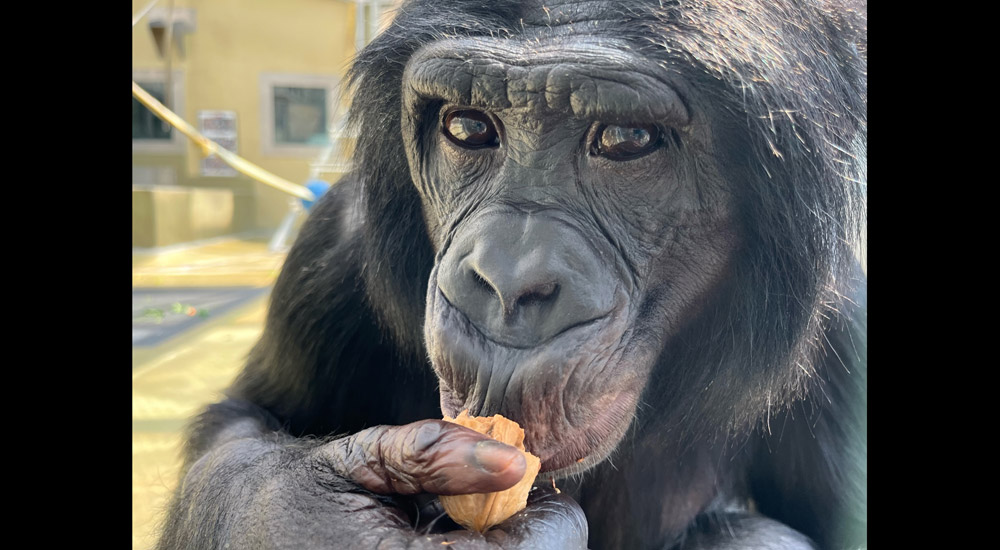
472, 271, 495, 294
515, 281, 559, 309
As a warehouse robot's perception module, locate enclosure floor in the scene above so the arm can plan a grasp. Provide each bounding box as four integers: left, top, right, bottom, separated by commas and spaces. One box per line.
132, 237, 283, 550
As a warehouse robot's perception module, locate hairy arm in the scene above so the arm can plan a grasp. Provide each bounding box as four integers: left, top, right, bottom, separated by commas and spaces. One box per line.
156, 179, 587, 550
158, 400, 586, 549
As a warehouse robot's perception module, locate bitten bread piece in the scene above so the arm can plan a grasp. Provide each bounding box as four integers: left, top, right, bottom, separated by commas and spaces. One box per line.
439, 411, 542, 532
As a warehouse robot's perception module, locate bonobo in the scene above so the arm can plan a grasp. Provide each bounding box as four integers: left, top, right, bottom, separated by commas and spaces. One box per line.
158, 1, 867, 549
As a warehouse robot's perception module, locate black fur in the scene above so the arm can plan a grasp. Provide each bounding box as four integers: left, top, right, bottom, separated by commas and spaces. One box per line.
157, 1, 866, 549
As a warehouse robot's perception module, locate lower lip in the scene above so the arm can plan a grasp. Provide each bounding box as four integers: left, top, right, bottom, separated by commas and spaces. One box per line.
540, 450, 590, 474
531, 392, 634, 474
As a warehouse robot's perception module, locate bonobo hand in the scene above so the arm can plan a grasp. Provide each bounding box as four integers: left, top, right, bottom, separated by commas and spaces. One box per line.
309, 419, 588, 548
171, 419, 588, 550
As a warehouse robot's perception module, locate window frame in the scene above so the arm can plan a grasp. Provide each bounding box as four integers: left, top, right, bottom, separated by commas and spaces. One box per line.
259, 73, 341, 157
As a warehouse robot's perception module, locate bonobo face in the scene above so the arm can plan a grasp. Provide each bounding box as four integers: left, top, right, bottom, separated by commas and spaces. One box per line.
400, 16, 737, 477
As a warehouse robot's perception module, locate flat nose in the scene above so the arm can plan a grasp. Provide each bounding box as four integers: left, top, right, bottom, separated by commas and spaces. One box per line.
437, 214, 615, 348
467, 246, 561, 319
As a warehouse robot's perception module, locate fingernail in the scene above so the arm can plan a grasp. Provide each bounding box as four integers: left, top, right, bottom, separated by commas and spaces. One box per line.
473, 440, 519, 474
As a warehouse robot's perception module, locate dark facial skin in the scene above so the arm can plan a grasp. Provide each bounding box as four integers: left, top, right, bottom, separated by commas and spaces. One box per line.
403, 35, 737, 477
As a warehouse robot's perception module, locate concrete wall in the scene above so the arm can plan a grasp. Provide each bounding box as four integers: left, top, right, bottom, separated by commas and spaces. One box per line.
133, 186, 247, 247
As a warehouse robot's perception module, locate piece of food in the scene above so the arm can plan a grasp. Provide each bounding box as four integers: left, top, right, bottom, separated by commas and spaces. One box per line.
439, 411, 542, 532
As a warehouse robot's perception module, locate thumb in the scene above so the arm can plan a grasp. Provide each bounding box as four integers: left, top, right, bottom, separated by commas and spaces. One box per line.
313, 419, 527, 496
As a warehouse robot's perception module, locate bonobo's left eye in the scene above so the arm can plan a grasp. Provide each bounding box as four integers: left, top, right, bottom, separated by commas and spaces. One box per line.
591, 123, 663, 161
442, 109, 501, 149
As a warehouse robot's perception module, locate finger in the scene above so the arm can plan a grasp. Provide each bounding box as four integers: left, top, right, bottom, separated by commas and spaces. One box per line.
314, 419, 527, 496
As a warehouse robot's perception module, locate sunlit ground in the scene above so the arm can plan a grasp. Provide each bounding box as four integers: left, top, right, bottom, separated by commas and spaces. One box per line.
132, 237, 284, 550
132, 237, 286, 287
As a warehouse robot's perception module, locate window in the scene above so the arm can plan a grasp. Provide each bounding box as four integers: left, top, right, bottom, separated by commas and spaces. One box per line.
355, 1, 398, 51
273, 87, 329, 146
132, 69, 185, 153
260, 74, 341, 157
133, 81, 171, 140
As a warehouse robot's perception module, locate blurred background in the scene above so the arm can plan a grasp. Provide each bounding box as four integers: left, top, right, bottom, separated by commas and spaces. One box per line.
132, 1, 398, 548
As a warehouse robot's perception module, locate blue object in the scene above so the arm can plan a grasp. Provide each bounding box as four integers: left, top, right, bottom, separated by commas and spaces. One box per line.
301, 180, 331, 212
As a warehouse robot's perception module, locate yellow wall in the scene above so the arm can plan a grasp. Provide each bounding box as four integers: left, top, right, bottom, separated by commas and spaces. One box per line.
132, 0, 357, 231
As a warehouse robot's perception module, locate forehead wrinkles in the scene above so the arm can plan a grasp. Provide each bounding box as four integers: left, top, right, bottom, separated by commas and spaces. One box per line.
515, 0, 630, 31
403, 38, 690, 125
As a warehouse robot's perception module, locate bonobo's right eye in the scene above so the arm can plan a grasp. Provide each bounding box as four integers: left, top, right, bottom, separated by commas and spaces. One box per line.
442, 109, 501, 149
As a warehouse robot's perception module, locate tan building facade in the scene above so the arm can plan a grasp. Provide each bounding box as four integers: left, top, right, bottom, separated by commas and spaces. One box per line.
132, 0, 395, 248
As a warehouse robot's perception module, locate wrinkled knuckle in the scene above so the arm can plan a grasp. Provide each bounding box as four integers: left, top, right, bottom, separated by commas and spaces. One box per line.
309, 448, 355, 490
411, 420, 448, 453
308, 434, 374, 488
314, 436, 352, 470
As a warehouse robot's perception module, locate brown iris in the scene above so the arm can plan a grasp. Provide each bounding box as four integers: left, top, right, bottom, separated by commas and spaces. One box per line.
442, 109, 500, 148
592, 124, 662, 160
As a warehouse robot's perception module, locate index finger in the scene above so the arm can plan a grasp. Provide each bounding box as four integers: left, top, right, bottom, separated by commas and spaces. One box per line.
313, 419, 528, 496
